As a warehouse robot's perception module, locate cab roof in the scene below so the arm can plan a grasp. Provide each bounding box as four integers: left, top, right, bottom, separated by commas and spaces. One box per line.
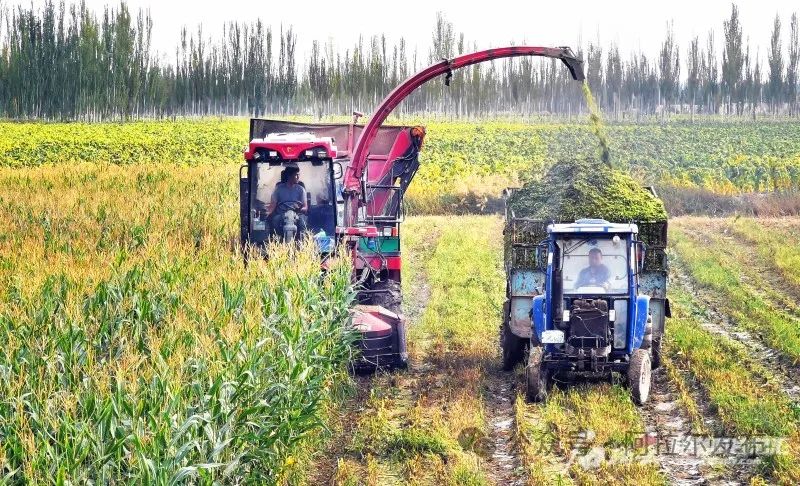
548, 219, 638, 234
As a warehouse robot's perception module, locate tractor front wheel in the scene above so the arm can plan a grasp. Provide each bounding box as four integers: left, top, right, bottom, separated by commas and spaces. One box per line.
526, 346, 550, 402
628, 348, 652, 405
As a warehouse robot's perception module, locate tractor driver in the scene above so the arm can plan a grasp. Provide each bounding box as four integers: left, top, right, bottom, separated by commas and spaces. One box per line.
269, 165, 308, 236
573, 247, 611, 290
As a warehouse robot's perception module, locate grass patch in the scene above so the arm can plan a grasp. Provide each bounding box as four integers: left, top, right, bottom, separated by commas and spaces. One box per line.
666, 286, 798, 436
544, 384, 644, 452
342, 216, 504, 484
515, 381, 664, 484
683, 218, 800, 318
671, 225, 800, 362
413, 216, 505, 356
570, 462, 666, 485
729, 218, 800, 290
661, 353, 709, 435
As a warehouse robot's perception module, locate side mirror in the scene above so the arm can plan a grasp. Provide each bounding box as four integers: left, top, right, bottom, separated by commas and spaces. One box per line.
635, 241, 647, 273
333, 162, 344, 179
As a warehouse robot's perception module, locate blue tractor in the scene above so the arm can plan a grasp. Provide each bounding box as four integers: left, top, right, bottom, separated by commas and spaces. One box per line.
502, 218, 669, 405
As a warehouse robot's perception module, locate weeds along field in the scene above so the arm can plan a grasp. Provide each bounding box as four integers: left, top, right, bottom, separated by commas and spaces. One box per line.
0, 164, 357, 483
4, 120, 800, 214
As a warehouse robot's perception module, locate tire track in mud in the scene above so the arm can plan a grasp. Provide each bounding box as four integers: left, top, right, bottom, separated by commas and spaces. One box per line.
641, 365, 723, 485
640, 226, 770, 484
481, 368, 524, 485
477, 219, 526, 486
657, 264, 800, 484
638, 267, 776, 485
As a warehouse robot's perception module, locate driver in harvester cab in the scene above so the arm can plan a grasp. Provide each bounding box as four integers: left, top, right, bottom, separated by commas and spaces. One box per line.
269, 165, 308, 236
574, 247, 611, 291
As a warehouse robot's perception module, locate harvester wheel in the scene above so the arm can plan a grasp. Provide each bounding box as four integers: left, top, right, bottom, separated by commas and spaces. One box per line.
501, 302, 525, 371
394, 355, 409, 370
628, 348, 652, 405
367, 279, 407, 370
525, 346, 549, 402
369, 279, 402, 315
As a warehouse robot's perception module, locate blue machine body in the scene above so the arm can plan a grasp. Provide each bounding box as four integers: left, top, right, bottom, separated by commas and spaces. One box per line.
528, 219, 654, 369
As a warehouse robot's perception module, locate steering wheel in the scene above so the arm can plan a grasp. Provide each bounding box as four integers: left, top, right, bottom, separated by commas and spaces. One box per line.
275, 200, 304, 213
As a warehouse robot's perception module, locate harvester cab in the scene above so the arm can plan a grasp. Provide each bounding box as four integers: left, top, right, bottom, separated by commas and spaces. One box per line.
523, 219, 669, 405
241, 131, 341, 249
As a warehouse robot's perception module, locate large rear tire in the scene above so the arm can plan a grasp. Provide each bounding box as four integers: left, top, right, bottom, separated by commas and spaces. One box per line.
368, 279, 406, 370
628, 348, 652, 405
651, 337, 663, 370
501, 302, 525, 371
525, 346, 550, 402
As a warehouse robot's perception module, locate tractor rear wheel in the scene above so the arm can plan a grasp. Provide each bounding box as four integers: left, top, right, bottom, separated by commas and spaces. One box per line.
369, 279, 402, 315
526, 346, 550, 402
651, 337, 663, 370
641, 315, 653, 350
628, 348, 652, 405
501, 302, 525, 371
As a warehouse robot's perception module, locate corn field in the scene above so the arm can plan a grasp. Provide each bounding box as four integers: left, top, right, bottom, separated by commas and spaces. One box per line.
0, 164, 357, 483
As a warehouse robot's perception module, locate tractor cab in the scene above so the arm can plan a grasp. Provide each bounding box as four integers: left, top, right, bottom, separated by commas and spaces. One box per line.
241, 131, 342, 251
542, 220, 643, 352
526, 219, 662, 404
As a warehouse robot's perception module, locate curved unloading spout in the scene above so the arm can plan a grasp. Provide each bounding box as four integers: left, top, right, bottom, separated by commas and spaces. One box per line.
342, 45, 585, 226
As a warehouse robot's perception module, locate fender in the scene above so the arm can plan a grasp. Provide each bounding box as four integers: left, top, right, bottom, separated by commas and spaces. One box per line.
342, 46, 584, 225
630, 295, 651, 351
531, 295, 546, 343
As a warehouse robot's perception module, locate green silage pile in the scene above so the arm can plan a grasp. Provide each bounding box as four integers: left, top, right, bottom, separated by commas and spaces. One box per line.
507, 157, 668, 222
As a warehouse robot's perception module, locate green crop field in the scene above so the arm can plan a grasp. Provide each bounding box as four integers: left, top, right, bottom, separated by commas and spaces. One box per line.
2, 122, 800, 484
4, 119, 800, 214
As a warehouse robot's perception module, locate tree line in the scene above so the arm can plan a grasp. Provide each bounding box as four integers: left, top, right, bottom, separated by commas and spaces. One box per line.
0, 1, 798, 120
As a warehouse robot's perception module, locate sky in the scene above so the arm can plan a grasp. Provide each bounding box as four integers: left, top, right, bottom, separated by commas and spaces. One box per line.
3, 0, 800, 64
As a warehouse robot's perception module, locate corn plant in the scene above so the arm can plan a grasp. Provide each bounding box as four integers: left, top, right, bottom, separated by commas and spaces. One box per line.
0, 164, 356, 484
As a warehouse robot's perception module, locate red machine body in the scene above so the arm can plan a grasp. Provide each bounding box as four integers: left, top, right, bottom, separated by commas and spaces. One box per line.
239, 46, 584, 369
244, 132, 338, 161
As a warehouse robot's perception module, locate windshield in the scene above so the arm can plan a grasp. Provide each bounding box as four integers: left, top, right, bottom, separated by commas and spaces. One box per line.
252, 163, 338, 236
559, 236, 629, 295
